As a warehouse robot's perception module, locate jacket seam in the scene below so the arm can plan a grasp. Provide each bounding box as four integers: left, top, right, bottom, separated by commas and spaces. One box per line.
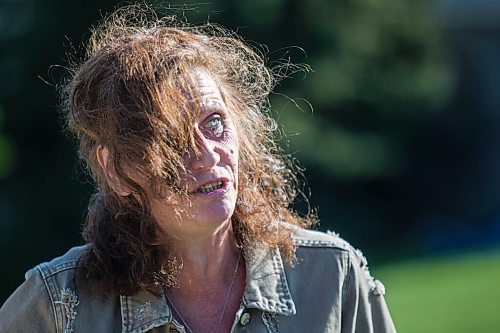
294, 243, 350, 254
273, 248, 295, 314
37, 266, 60, 333
341, 250, 352, 304
122, 295, 130, 333
37, 261, 79, 279
292, 239, 350, 250
42, 265, 79, 279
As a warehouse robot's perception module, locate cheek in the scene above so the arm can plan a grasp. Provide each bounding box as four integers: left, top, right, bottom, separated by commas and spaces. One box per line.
229, 146, 239, 169
224, 130, 239, 165
226, 145, 239, 186
222, 121, 239, 176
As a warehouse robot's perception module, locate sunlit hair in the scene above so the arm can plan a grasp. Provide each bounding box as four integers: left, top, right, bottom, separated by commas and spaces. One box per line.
63, 5, 315, 294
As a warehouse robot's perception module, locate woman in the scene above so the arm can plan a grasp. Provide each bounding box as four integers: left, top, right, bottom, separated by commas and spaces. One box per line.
0, 6, 396, 333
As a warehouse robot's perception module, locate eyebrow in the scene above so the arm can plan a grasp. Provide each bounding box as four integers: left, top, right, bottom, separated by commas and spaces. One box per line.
200, 99, 226, 115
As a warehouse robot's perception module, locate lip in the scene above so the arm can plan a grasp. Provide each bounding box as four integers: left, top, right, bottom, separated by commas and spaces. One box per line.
191, 177, 231, 196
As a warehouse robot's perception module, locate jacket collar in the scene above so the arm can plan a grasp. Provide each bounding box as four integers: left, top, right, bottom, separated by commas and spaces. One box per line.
120, 245, 296, 333
242, 245, 296, 316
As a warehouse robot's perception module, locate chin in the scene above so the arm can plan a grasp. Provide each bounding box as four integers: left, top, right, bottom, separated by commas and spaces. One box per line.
200, 207, 234, 226
193, 199, 236, 227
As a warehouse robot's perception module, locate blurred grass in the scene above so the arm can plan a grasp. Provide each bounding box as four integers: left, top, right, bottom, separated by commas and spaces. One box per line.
374, 250, 500, 332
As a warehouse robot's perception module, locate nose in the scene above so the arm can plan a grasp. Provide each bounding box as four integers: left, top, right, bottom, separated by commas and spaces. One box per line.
187, 128, 220, 171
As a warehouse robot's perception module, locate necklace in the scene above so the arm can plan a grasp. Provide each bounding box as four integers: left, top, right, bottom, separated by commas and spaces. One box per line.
164, 250, 242, 333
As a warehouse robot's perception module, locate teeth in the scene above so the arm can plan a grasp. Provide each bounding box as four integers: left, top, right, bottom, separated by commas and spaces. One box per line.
198, 181, 223, 193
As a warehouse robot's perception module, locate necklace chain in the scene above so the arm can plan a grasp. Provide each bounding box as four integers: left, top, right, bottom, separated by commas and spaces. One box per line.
164, 251, 242, 333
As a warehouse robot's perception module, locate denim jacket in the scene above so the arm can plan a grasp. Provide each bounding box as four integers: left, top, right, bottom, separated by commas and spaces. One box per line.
0, 227, 396, 332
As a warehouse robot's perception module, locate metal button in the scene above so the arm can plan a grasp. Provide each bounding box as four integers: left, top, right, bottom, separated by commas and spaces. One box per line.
239, 311, 251, 326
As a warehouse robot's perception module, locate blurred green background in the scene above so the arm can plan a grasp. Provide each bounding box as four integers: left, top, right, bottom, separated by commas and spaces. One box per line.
1, 0, 499, 331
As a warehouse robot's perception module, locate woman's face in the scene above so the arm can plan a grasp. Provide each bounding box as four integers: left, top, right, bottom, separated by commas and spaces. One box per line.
150, 70, 240, 238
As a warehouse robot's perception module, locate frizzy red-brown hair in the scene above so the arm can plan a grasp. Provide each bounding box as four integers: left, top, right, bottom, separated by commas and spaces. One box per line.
64, 5, 315, 294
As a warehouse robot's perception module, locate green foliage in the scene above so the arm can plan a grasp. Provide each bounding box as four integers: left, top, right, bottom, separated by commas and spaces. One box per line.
274, 0, 454, 179
273, 96, 401, 178
303, 0, 453, 111
375, 251, 500, 333
238, 0, 287, 26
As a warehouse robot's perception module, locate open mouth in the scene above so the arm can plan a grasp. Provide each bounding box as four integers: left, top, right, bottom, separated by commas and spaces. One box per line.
197, 180, 224, 193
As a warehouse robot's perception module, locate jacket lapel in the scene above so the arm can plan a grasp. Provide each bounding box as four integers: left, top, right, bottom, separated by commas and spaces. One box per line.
243, 246, 296, 316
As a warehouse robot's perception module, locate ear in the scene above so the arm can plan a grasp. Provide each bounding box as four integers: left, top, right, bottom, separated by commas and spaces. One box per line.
96, 145, 132, 197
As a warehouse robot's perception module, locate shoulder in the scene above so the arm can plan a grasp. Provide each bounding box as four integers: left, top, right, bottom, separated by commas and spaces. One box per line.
289, 224, 352, 250
0, 245, 92, 333
25, 244, 90, 280
1, 244, 126, 333
286, 223, 360, 263
287, 224, 386, 296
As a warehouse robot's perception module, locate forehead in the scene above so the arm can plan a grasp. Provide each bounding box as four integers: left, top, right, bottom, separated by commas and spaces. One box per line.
192, 69, 225, 109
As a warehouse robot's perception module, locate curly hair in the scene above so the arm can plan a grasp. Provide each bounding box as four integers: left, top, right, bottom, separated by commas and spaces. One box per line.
63, 5, 315, 295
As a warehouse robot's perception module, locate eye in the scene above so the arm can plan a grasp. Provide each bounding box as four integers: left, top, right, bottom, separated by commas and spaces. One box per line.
202, 114, 224, 137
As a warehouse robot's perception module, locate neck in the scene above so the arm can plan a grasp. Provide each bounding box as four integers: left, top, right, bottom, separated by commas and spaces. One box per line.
162, 219, 246, 333
167, 220, 241, 293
